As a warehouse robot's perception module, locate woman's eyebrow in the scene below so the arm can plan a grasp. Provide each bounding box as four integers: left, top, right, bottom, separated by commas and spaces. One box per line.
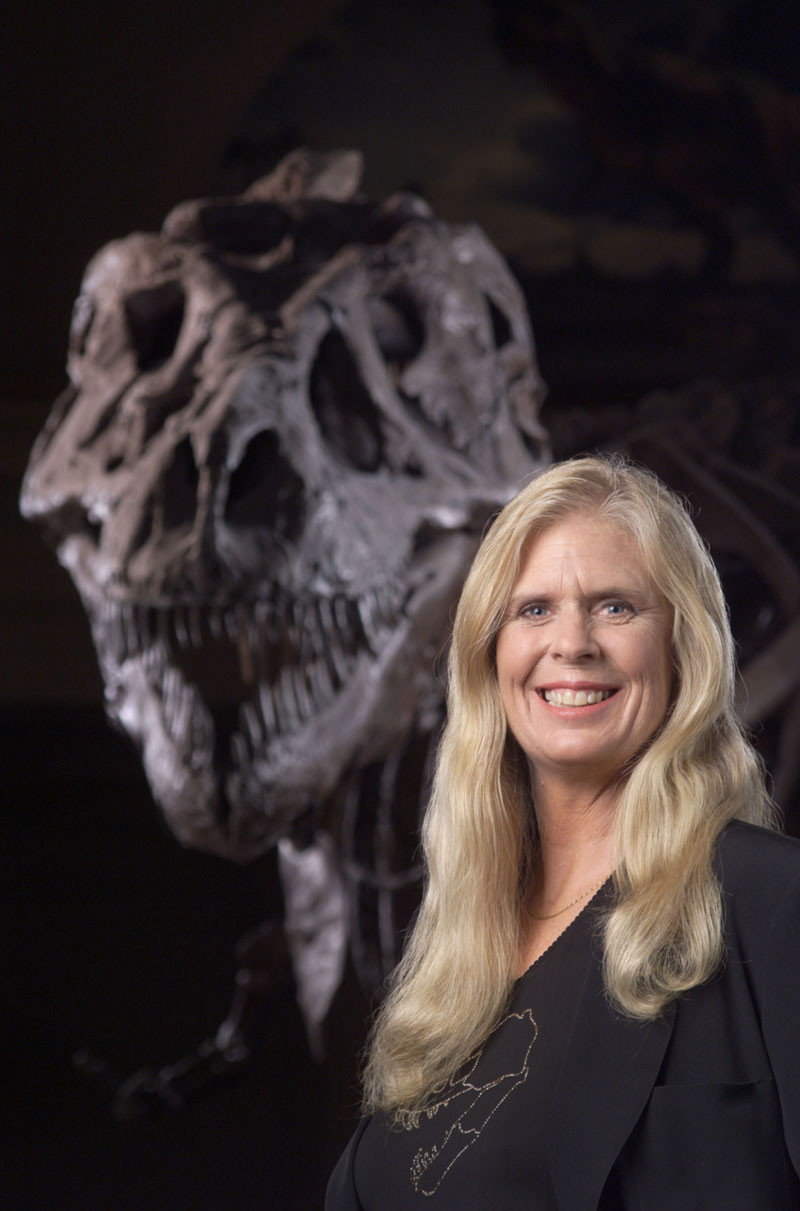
504, 591, 554, 613
506, 585, 647, 611
586, 586, 647, 601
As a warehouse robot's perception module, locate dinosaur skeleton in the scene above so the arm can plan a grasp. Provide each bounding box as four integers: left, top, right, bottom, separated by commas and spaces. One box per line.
21, 149, 548, 1069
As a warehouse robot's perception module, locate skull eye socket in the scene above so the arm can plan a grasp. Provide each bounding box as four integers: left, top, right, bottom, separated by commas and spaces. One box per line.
367, 292, 425, 376
309, 329, 386, 472
124, 281, 186, 371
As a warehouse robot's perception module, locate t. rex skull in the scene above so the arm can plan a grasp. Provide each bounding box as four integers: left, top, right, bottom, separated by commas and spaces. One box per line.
22, 149, 547, 862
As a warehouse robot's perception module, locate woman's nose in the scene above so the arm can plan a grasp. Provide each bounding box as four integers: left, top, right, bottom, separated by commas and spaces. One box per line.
551, 608, 599, 661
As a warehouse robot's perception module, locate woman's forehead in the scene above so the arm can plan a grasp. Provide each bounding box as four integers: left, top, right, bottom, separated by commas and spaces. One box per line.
511, 511, 669, 595
517, 510, 638, 561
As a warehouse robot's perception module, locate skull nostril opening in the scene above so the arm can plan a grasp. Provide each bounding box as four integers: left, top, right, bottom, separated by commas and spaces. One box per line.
310, 329, 385, 472
124, 281, 186, 371
224, 430, 305, 540
35, 500, 103, 547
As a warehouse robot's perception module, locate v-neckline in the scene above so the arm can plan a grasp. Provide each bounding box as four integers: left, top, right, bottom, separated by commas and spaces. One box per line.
516, 877, 611, 981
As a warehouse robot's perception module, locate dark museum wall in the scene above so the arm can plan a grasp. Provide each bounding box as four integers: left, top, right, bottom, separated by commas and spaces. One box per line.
5, 1, 800, 1207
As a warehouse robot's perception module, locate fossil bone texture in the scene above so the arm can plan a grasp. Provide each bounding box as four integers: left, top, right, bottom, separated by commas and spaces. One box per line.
22, 149, 548, 1032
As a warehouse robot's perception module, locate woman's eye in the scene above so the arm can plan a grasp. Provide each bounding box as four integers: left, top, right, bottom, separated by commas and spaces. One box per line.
603, 601, 633, 617
521, 603, 548, 619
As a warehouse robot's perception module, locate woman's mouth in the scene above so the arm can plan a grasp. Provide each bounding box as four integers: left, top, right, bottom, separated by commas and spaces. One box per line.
539, 688, 617, 707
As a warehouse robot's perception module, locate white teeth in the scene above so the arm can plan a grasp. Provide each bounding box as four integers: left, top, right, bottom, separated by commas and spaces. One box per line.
542, 688, 613, 707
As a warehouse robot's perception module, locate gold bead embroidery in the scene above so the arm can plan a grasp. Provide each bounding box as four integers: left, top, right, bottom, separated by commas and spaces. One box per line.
402, 1008, 539, 1196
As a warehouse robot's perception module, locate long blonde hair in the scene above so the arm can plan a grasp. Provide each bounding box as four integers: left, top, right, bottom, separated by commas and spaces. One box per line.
362, 453, 776, 1117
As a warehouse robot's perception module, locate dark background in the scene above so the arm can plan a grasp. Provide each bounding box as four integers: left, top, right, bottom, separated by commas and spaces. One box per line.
4, 1, 800, 1206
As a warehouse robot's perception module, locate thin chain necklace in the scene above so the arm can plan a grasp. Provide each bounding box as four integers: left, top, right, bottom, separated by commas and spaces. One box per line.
528, 876, 608, 920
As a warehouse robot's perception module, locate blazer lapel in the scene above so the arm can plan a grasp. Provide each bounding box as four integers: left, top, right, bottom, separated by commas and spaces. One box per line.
548, 943, 675, 1211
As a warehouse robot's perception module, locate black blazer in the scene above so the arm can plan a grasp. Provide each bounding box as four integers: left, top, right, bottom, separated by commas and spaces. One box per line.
326, 821, 800, 1209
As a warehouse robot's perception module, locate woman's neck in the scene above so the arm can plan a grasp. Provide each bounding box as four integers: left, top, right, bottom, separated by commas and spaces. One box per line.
532, 772, 618, 887
515, 768, 619, 976
516, 811, 615, 977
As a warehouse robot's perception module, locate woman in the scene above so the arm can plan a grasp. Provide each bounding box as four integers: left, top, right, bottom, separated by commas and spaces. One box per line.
327, 454, 800, 1209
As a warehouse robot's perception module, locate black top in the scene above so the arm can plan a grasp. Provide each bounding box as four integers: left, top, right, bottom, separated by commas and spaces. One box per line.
353, 887, 607, 1210
328, 825, 800, 1210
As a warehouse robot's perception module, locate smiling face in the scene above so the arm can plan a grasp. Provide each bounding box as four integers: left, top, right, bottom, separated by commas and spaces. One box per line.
495, 511, 673, 793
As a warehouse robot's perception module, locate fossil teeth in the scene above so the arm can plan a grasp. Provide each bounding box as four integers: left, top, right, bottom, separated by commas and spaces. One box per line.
258, 682, 278, 736
317, 597, 335, 641
143, 643, 162, 678
309, 661, 325, 706
357, 593, 381, 651
277, 665, 301, 729
174, 607, 190, 648
285, 601, 301, 658
287, 664, 312, 722
333, 594, 352, 642
315, 598, 345, 687
231, 730, 249, 771
271, 678, 289, 733
327, 636, 351, 685
209, 608, 224, 639
240, 701, 263, 747
373, 586, 395, 625
293, 600, 311, 668
310, 656, 335, 706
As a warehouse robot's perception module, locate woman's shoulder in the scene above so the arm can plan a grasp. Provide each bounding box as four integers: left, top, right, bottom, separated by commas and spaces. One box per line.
325, 1116, 370, 1211
716, 820, 800, 931
717, 819, 800, 877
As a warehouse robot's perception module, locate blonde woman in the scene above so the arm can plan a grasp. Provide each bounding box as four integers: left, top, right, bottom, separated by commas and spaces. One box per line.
327, 455, 800, 1209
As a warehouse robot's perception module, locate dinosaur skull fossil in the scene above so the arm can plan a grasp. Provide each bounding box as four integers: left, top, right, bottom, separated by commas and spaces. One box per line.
22, 149, 547, 862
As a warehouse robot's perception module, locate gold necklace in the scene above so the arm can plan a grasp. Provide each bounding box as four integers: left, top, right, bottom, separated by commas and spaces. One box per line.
528, 876, 608, 920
